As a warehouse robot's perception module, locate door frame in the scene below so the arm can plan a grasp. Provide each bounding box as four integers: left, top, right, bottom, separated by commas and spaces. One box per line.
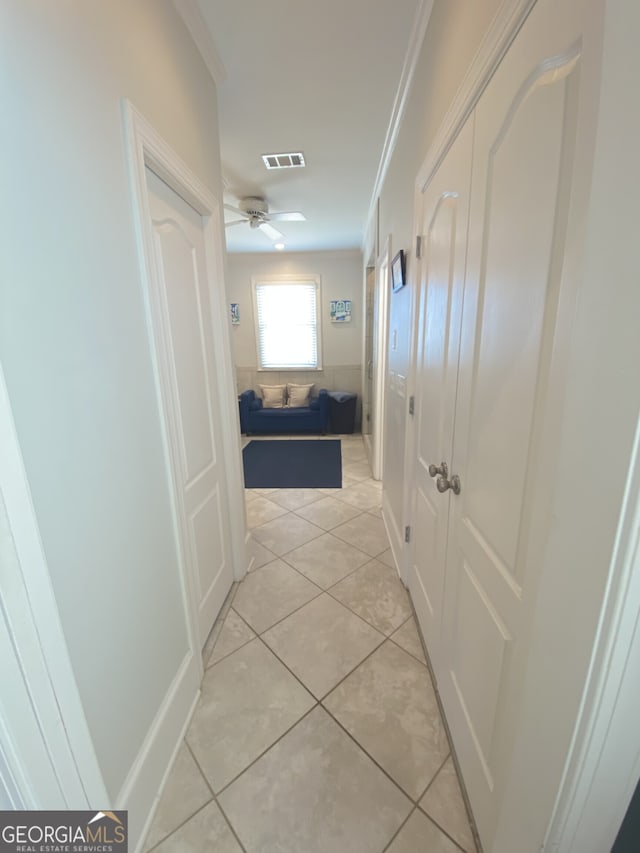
371, 237, 391, 481
0, 362, 109, 809
544, 427, 640, 851
122, 101, 247, 660
400, 0, 640, 849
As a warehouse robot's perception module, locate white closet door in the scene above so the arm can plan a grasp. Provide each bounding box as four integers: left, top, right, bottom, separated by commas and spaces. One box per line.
147, 169, 234, 648
439, 0, 604, 846
409, 119, 473, 675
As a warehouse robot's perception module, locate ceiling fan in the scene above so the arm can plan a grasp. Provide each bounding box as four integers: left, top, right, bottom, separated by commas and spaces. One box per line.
224, 196, 306, 242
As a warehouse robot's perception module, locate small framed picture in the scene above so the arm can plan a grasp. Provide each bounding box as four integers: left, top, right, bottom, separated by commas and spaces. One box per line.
330, 299, 352, 323
391, 249, 406, 292
230, 303, 240, 325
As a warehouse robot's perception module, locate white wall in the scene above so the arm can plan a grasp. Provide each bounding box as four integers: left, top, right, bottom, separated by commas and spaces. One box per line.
375, 0, 502, 555
227, 249, 363, 401
1, 0, 223, 806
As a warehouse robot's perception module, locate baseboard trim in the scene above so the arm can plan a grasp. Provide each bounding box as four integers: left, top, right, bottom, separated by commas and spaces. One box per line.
116, 650, 201, 852
245, 530, 255, 575
381, 492, 402, 577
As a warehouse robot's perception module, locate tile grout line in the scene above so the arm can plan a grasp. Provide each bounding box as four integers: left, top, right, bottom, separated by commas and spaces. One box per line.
205, 601, 278, 670
201, 581, 238, 668
258, 586, 390, 653
243, 513, 405, 656
406, 595, 483, 853
214, 796, 249, 853
380, 805, 419, 853
239, 535, 466, 831
386, 625, 429, 668
252, 635, 322, 704
238, 584, 325, 636
278, 547, 371, 590
213, 702, 320, 799
144, 796, 215, 852
322, 576, 410, 638
319, 701, 422, 808
414, 750, 451, 803
207, 633, 415, 807
184, 741, 249, 853
373, 626, 429, 668
415, 805, 471, 853
312, 644, 447, 806
249, 492, 384, 558
206, 441, 474, 850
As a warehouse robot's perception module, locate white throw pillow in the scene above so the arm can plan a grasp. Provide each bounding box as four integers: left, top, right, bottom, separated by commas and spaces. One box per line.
259, 384, 287, 409
287, 383, 314, 407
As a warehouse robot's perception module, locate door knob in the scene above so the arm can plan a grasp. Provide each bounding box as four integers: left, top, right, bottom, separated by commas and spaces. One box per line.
429, 462, 448, 479
436, 474, 461, 495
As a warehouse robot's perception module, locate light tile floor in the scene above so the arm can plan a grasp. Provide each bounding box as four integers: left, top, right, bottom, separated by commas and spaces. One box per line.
145, 435, 477, 853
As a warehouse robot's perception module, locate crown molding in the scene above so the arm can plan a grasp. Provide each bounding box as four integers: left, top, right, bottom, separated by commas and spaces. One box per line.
415, 0, 536, 191
172, 0, 227, 85
364, 0, 435, 244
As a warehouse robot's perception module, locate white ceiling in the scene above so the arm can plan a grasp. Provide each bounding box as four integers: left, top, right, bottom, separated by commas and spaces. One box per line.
196, 0, 422, 253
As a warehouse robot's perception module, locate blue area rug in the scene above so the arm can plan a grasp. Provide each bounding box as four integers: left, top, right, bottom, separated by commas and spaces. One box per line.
243, 439, 342, 489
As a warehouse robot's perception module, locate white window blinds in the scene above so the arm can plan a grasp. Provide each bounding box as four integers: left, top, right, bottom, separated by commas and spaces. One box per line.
254, 281, 320, 369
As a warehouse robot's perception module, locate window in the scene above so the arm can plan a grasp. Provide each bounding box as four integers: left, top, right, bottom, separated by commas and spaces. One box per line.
253, 276, 321, 370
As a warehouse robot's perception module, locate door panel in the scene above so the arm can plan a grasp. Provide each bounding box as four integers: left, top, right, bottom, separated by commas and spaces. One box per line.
409, 119, 473, 671
464, 72, 568, 574
147, 168, 233, 647
452, 561, 509, 758
154, 223, 217, 482
439, 0, 601, 846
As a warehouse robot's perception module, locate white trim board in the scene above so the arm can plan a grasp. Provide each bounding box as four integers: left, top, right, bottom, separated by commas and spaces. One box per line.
122, 99, 248, 848
364, 0, 435, 245
171, 0, 227, 85
0, 363, 109, 809
415, 0, 536, 192
122, 99, 247, 587
544, 416, 640, 851
118, 655, 201, 853
371, 237, 391, 482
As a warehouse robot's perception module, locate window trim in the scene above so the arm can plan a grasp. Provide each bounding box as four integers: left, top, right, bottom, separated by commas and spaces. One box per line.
251, 274, 323, 371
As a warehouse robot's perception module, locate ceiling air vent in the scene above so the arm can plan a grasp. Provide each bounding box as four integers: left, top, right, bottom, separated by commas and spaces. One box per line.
262, 152, 306, 170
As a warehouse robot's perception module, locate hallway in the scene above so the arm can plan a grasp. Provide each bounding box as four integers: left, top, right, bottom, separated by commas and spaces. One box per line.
144, 436, 477, 852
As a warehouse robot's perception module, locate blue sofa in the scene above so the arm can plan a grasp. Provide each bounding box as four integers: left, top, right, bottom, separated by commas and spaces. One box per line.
239, 389, 329, 434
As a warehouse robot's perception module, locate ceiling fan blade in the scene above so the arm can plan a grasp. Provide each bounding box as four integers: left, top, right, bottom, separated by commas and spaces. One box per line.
225, 219, 246, 228
223, 203, 247, 217
269, 211, 306, 222
259, 222, 285, 241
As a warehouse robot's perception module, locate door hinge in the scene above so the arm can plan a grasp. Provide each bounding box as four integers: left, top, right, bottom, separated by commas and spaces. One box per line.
416, 235, 423, 259
409, 395, 415, 416
405, 525, 411, 543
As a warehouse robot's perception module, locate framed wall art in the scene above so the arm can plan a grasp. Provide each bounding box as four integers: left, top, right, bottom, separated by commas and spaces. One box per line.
391, 249, 406, 292
330, 299, 352, 323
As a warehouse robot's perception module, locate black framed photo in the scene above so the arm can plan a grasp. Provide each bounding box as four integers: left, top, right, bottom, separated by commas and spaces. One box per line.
391, 249, 406, 292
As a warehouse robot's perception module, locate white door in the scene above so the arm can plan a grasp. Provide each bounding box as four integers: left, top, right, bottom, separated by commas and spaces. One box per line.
147, 168, 234, 647
408, 0, 604, 847
409, 119, 473, 674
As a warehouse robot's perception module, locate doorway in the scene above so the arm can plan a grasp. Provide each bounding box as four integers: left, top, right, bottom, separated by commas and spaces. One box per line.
362, 265, 375, 457
145, 167, 235, 648
363, 243, 390, 481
